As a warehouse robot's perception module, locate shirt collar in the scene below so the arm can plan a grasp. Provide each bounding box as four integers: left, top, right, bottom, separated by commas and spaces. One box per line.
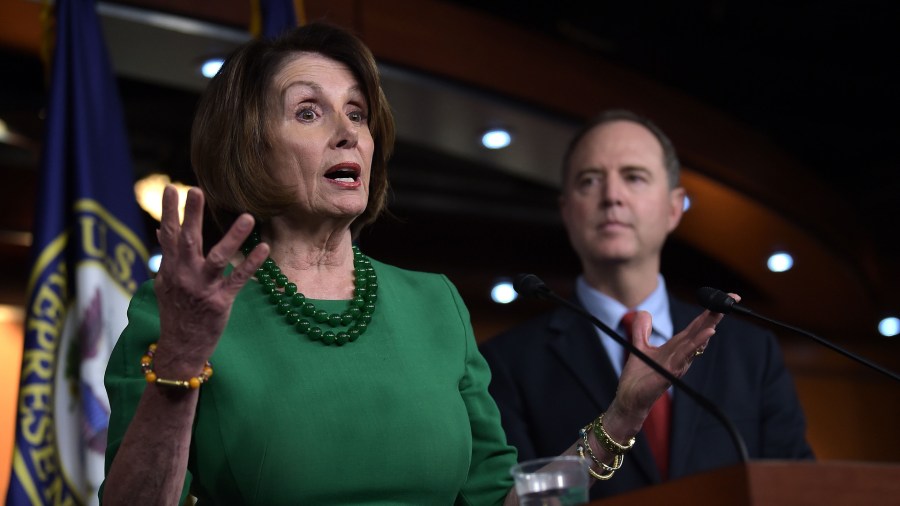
575, 274, 673, 337
575, 274, 674, 373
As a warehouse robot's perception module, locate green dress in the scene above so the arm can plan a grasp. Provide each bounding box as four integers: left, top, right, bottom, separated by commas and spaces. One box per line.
103, 258, 517, 505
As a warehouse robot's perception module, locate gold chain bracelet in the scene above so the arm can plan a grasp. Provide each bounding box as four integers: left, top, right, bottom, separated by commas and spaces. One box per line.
577, 419, 625, 480
593, 413, 635, 456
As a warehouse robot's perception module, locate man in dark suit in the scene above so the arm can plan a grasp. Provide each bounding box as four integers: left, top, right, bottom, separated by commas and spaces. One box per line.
480, 109, 814, 500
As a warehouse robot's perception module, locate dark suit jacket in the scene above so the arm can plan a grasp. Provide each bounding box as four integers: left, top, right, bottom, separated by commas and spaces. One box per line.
480, 294, 814, 500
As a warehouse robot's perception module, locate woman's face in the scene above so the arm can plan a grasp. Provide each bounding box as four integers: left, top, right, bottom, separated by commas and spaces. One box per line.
266, 52, 374, 225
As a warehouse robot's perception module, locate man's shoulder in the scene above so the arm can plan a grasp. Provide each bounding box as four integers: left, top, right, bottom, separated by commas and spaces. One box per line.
480, 308, 560, 352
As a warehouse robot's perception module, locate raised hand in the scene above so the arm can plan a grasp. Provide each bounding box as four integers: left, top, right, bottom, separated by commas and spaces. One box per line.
152, 185, 269, 376
612, 299, 735, 421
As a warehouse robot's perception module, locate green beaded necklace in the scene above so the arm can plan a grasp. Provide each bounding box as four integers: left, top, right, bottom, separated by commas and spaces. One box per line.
242, 231, 378, 346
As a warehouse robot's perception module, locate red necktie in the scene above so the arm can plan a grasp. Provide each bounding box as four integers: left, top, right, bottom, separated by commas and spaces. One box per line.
620, 310, 671, 480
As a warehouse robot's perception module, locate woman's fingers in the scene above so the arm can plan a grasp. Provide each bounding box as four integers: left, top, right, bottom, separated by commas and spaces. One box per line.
151, 190, 265, 364
630, 310, 654, 350
225, 240, 269, 296
685, 309, 722, 339
157, 185, 182, 254
207, 214, 269, 294
619, 298, 741, 417
203, 213, 250, 274
215, 213, 255, 260
179, 187, 205, 258
674, 308, 726, 363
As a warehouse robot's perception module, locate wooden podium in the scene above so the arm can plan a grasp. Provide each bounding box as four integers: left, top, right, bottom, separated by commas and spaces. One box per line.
591, 460, 900, 505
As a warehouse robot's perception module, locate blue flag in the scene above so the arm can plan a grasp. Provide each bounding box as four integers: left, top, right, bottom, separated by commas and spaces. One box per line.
5, 0, 149, 505
262, 0, 298, 37
251, 0, 299, 39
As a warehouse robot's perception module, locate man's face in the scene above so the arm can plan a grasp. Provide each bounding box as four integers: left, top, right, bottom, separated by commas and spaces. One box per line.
560, 120, 685, 269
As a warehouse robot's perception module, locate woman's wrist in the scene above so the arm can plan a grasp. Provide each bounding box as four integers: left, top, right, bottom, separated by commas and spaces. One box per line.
603, 400, 645, 444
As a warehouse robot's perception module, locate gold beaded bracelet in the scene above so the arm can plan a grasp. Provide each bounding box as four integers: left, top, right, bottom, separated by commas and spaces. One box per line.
140, 342, 213, 389
578, 420, 624, 480
593, 413, 635, 456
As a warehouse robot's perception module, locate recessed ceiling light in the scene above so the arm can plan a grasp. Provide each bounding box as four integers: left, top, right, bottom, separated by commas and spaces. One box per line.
148, 252, 163, 273
766, 251, 794, 273
878, 317, 899, 337
490, 279, 517, 304
481, 128, 512, 150
200, 58, 225, 78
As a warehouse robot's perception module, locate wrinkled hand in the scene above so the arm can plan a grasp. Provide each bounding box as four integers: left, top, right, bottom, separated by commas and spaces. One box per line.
612, 296, 739, 423
152, 185, 269, 375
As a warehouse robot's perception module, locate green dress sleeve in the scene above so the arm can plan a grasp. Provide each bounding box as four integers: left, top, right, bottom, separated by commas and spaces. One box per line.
442, 276, 518, 505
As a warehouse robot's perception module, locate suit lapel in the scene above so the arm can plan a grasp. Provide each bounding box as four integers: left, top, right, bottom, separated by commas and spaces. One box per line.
545, 303, 618, 410
545, 298, 661, 483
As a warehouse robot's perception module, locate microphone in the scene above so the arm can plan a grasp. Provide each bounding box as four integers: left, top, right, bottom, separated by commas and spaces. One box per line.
514, 273, 749, 463
697, 287, 900, 384
696, 286, 751, 316
514, 273, 551, 298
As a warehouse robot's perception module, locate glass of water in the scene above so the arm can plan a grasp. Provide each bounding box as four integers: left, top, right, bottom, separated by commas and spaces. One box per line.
510, 455, 589, 505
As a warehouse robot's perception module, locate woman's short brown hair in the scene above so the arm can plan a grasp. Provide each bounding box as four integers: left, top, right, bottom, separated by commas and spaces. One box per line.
191, 21, 395, 237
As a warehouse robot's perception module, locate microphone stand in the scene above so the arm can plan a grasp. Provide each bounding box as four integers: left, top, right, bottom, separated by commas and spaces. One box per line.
517, 274, 749, 463
698, 287, 900, 384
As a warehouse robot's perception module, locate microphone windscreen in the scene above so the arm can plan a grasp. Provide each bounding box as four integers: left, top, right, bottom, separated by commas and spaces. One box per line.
696, 287, 735, 313
513, 273, 547, 297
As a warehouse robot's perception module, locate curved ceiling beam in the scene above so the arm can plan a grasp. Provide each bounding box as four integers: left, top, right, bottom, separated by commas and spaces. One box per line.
678, 169, 871, 338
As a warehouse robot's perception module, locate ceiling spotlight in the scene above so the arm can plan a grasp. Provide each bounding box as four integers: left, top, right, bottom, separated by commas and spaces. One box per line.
878, 317, 899, 337
766, 251, 794, 273
481, 128, 512, 150
148, 252, 163, 273
200, 58, 225, 79
490, 279, 518, 304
